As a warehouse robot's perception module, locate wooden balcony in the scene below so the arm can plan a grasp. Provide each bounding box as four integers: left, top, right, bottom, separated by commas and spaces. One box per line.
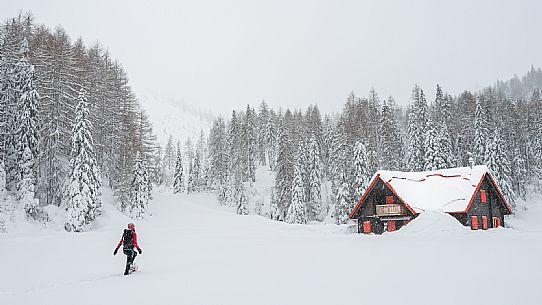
376, 204, 405, 217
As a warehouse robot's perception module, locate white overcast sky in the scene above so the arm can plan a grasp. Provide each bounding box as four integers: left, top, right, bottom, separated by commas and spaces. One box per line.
2, 0, 542, 115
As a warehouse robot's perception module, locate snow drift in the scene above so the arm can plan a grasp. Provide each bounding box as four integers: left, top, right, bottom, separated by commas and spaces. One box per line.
0, 190, 541, 305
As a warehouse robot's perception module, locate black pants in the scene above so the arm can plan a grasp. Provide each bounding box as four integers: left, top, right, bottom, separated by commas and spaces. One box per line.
123, 249, 137, 274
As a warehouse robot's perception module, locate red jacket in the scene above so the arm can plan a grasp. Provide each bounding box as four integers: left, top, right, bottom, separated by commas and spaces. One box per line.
116, 230, 141, 251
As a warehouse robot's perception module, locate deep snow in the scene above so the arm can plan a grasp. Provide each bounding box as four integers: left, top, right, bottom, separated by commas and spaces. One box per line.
1, 190, 542, 305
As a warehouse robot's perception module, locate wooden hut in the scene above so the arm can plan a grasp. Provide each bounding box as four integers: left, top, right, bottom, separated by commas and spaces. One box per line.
349, 165, 513, 234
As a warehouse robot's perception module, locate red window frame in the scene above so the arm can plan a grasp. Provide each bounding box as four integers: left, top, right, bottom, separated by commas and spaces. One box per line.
471, 216, 479, 230
386, 195, 394, 204
482, 216, 488, 230
387, 221, 396, 232
480, 190, 487, 203
363, 221, 371, 234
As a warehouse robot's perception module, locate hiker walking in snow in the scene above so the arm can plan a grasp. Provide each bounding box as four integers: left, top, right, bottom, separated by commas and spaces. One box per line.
114, 223, 143, 275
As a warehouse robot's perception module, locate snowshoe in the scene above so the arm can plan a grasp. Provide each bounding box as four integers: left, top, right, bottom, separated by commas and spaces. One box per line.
129, 264, 138, 274
124, 263, 137, 275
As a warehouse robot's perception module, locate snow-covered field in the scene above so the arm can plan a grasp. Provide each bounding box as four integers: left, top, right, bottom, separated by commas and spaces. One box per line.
1, 190, 541, 305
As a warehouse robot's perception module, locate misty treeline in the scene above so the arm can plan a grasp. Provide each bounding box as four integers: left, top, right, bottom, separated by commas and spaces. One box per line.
0, 14, 157, 231
158, 131, 209, 196
202, 68, 542, 224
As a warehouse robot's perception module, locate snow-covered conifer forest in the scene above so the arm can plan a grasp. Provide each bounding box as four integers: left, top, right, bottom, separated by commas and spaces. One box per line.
1, 11, 542, 305
2, 11, 542, 231
0, 14, 158, 231
207, 82, 542, 223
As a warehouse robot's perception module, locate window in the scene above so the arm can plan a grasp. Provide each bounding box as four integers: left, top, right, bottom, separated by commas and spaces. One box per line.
386, 195, 394, 204
471, 216, 479, 230
482, 216, 488, 230
480, 190, 487, 203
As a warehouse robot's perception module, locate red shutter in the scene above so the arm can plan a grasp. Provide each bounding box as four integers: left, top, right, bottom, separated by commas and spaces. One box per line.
386, 195, 394, 204
480, 190, 487, 203
388, 221, 396, 232
363, 221, 371, 234
492, 217, 501, 228
471, 216, 479, 230
482, 216, 488, 230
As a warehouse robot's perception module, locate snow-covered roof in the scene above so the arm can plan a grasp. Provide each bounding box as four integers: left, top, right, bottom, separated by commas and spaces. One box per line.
373, 165, 489, 213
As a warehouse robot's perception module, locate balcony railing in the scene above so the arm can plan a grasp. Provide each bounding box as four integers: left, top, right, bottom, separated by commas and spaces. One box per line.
376, 204, 405, 217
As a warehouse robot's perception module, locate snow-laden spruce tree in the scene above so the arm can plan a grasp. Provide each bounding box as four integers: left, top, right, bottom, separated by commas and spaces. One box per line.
187, 150, 200, 193
334, 173, 352, 225
424, 118, 447, 171
474, 96, 488, 165
186, 156, 194, 193
307, 136, 323, 221
1, 22, 21, 193
512, 148, 527, 200
406, 85, 428, 171
322, 115, 335, 178
130, 152, 151, 219
257, 101, 270, 166
485, 130, 515, 210
378, 98, 403, 170
429, 86, 455, 168
196, 131, 210, 191
193, 148, 202, 191
266, 109, 278, 170
438, 123, 455, 168
352, 141, 370, 205
173, 145, 184, 194
161, 135, 176, 186
65, 89, 103, 232
208, 117, 227, 188
299, 139, 309, 205
285, 152, 307, 224
330, 116, 350, 196
0, 161, 5, 192
527, 90, 542, 191
235, 178, 248, 215
14, 38, 42, 220
221, 111, 239, 203
243, 105, 257, 183
366, 89, 381, 171
217, 173, 230, 205
274, 117, 294, 220
143, 158, 153, 201
432, 84, 446, 122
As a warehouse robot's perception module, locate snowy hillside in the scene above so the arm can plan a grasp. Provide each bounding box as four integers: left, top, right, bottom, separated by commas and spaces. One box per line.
1, 188, 541, 305
137, 89, 215, 146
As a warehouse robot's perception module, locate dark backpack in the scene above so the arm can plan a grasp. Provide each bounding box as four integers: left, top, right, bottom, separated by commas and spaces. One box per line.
122, 229, 134, 249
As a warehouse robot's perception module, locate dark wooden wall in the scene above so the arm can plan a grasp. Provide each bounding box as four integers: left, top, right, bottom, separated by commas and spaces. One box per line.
466, 176, 506, 228
355, 178, 415, 234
